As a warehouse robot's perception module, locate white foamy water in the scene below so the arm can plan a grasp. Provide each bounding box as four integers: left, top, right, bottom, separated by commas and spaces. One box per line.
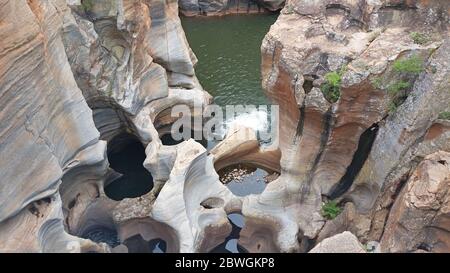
225, 109, 269, 133
210, 108, 277, 144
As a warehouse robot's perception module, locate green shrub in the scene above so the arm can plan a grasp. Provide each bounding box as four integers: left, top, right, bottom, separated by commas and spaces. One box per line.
81, 0, 94, 12
388, 101, 398, 114
321, 201, 342, 220
438, 112, 450, 120
321, 71, 342, 103
388, 80, 410, 96
410, 32, 429, 45
371, 77, 383, 89
393, 55, 424, 74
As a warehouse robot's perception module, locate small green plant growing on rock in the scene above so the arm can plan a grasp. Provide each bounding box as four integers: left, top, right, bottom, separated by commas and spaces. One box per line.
393, 55, 424, 74
81, 0, 94, 12
386, 54, 425, 114
371, 77, 383, 89
410, 32, 430, 45
388, 101, 398, 114
388, 80, 410, 96
321, 68, 345, 103
321, 201, 342, 220
438, 112, 450, 120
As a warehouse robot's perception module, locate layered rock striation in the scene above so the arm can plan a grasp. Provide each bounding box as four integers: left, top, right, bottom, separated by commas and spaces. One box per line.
0, 0, 211, 252
0, 0, 449, 253
256, 0, 450, 252
179, 0, 285, 16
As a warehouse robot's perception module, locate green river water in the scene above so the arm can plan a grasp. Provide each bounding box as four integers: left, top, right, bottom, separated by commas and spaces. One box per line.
182, 14, 278, 106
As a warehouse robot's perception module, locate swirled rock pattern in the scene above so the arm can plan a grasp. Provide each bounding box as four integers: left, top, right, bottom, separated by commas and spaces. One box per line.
254, 0, 450, 252
0, 0, 450, 253
0, 0, 211, 253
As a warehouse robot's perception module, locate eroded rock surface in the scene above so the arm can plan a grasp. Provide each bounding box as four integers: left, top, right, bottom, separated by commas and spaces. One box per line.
380, 151, 450, 253
309, 231, 366, 253
0, 0, 211, 253
179, 0, 284, 16
254, 0, 450, 252
0, 0, 449, 253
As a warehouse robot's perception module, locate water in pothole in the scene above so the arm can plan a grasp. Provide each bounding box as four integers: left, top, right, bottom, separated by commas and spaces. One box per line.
123, 234, 167, 253
210, 213, 248, 253
219, 164, 276, 197
81, 227, 120, 248
105, 134, 154, 201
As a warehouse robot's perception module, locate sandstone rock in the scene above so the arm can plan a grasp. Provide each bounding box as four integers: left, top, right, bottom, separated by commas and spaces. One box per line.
211, 124, 281, 173
150, 140, 236, 252
0, 0, 212, 253
179, 0, 283, 16
0, 0, 101, 226
1, 0, 449, 254
255, 0, 450, 250
309, 231, 366, 253
316, 202, 371, 243
380, 151, 450, 253
347, 38, 450, 214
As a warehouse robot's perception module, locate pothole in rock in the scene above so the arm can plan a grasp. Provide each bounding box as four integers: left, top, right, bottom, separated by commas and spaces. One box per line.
210, 213, 248, 253
81, 226, 121, 248
218, 164, 278, 197
123, 234, 167, 253
105, 133, 154, 201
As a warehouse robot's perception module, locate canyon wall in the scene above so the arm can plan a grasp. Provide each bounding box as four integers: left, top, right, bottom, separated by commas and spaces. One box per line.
179, 0, 285, 16
0, 0, 449, 253
258, 0, 450, 252
0, 0, 213, 252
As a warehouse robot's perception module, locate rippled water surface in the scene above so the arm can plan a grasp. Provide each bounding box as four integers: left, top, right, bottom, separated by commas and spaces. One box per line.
182, 14, 278, 106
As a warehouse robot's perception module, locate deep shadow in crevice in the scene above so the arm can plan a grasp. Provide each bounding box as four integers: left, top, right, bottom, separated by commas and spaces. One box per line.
210, 213, 249, 253
123, 234, 167, 253
105, 133, 154, 201
329, 123, 379, 199
160, 130, 208, 148
81, 226, 121, 248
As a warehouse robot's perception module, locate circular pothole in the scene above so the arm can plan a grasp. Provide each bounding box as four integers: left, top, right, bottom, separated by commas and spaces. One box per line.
218, 164, 278, 197
81, 226, 120, 248
123, 234, 167, 253
210, 213, 248, 253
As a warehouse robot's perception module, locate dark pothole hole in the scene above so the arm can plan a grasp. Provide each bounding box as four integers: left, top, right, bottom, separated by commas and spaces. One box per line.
160, 129, 209, 149
105, 133, 154, 201
123, 234, 167, 253
210, 213, 248, 253
81, 226, 121, 248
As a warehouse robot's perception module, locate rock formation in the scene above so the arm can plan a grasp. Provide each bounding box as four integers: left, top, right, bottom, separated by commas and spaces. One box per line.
179, 0, 285, 16
380, 151, 450, 252
0, 0, 211, 252
0, 0, 449, 253
309, 231, 366, 253
255, 0, 450, 252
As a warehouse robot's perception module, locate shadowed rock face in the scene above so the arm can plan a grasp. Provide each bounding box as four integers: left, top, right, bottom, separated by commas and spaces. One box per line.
179, 0, 285, 17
